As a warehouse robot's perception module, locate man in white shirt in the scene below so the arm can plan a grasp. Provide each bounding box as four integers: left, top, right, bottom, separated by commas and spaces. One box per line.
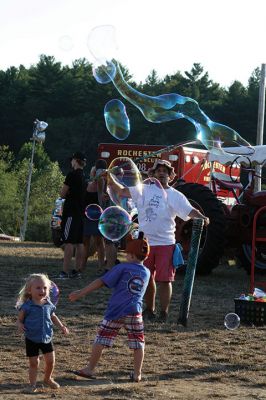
107, 159, 209, 322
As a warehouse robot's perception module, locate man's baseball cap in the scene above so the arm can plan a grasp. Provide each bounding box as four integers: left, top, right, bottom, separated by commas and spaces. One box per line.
70, 152, 87, 162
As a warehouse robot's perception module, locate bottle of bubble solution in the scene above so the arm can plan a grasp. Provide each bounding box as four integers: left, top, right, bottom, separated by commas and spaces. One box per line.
224, 313, 240, 330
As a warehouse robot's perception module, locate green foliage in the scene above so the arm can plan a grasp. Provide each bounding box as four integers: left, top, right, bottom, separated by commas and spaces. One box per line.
0, 146, 22, 236
0, 145, 64, 241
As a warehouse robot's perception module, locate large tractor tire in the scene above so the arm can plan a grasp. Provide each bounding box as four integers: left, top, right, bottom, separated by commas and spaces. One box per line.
175, 183, 226, 275
238, 206, 266, 273
238, 243, 266, 274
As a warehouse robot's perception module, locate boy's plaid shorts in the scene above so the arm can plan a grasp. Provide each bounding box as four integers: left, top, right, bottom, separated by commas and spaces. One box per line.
94, 313, 145, 349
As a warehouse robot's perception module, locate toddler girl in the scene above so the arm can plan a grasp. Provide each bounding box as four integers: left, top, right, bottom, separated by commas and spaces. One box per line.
16, 273, 69, 392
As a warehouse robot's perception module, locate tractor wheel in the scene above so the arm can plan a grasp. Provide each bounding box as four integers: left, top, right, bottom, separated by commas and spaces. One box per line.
176, 183, 226, 275
238, 244, 266, 273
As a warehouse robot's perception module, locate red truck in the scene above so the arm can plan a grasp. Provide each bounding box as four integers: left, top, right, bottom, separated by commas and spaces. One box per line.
97, 142, 242, 274
98, 143, 240, 206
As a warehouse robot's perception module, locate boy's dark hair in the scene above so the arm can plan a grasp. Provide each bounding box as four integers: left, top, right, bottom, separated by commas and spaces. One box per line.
125, 232, 150, 261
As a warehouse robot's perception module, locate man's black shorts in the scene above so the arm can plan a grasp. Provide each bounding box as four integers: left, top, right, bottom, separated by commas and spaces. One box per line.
25, 338, 54, 357
61, 215, 83, 244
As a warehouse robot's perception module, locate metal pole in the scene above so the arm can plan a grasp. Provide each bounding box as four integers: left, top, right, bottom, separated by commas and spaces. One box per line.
20, 139, 36, 241
254, 63, 266, 192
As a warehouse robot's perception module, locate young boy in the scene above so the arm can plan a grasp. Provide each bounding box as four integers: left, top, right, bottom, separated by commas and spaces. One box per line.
69, 233, 150, 383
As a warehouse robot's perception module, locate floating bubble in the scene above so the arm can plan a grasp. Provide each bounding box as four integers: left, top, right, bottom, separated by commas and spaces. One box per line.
109, 61, 251, 150
87, 25, 118, 64
88, 25, 251, 151
224, 313, 240, 330
109, 157, 142, 187
107, 157, 142, 208
93, 61, 116, 84
85, 204, 103, 221
58, 35, 74, 51
98, 206, 132, 241
50, 281, 60, 306
104, 99, 130, 140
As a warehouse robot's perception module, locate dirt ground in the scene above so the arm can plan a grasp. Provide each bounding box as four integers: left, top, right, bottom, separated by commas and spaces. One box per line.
0, 241, 266, 400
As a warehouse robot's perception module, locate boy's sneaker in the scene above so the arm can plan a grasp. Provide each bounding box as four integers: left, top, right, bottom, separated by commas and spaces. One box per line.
70, 269, 81, 278
143, 308, 156, 321
58, 271, 69, 279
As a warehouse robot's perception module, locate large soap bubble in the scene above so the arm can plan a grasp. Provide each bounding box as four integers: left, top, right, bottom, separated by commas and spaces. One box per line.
107, 157, 142, 208
93, 61, 116, 84
104, 99, 130, 140
98, 206, 132, 241
88, 25, 118, 65
109, 61, 251, 150
50, 281, 60, 305
85, 204, 103, 221
88, 26, 251, 151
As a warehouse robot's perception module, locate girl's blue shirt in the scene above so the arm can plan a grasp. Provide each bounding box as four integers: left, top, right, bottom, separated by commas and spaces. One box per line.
19, 299, 56, 343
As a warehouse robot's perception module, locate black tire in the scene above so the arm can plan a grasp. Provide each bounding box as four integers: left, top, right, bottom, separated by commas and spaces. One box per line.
176, 183, 226, 275
238, 243, 266, 273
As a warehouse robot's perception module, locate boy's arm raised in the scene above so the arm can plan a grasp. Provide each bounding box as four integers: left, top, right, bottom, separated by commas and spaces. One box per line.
69, 278, 105, 302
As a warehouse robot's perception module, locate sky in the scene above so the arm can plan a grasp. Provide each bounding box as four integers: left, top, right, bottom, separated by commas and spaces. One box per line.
0, 0, 266, 88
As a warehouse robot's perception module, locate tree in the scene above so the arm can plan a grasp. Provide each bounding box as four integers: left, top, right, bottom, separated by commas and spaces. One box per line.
0, 146, 22, 236
0, 144, 64, 241
16, 142, 65, 241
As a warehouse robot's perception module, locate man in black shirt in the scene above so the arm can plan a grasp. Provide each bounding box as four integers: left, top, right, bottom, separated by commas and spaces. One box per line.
59, 152, 87, 278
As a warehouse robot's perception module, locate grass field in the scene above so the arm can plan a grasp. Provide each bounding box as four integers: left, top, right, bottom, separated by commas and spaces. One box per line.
0, 241, 266, 400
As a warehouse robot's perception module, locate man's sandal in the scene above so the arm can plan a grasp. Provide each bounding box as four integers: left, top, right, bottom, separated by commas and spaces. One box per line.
72, 370, 97, 379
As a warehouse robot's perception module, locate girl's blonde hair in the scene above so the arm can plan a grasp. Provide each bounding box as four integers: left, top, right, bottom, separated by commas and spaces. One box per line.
16, 273, 52, 308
